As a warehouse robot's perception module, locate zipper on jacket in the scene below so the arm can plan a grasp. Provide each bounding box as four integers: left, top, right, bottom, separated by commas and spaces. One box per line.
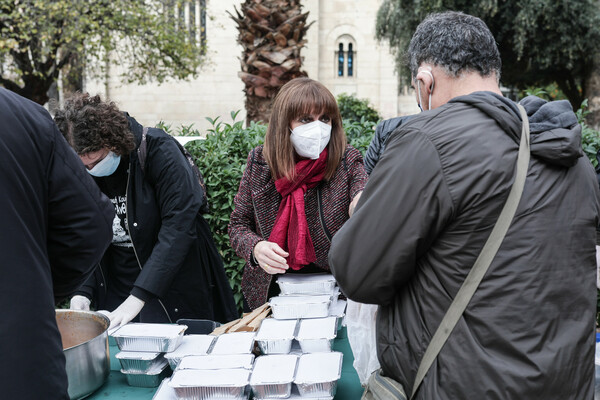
98, 261, 107, 296
317, 186, 332, 243
126, 165, 172, 323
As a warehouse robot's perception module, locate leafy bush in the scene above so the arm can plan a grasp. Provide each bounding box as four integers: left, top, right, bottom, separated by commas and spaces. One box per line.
344, 117, 377, 156
162, 112, 376, 311
183, 112, 266, 310
337, 93, 381, 125
577, 100, 600, 167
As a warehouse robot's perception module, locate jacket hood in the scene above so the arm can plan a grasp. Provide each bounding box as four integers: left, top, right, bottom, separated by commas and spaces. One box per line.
451, 92, 582, 167
124, 112, 144, 149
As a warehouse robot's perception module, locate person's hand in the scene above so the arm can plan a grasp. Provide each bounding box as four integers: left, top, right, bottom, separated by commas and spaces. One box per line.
349, 191, 363, 217
107, 295, 145, 329
69, 295, 91, 311
253, 240, 289, 274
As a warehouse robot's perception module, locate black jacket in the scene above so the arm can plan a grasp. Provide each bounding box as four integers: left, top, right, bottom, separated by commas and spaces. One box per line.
78, 116, 238, 324
364, 116, 413, 174
330, 92, 600, 399
0, 88, 114, 399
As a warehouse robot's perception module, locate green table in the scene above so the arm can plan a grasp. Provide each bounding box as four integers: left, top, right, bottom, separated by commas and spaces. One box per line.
87, 327, 363, 400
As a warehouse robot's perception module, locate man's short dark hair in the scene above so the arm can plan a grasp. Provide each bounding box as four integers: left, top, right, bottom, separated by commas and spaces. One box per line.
407, 11, 501, 81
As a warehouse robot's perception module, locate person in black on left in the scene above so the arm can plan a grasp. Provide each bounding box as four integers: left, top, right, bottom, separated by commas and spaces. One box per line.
55, 93, 238, 328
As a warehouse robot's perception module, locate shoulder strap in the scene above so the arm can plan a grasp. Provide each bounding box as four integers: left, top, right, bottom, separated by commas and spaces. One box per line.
137, 127, 149, 173
410, 104, 531, 399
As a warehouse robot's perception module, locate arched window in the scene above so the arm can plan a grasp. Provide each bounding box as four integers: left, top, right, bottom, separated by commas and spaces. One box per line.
335, 35, 356, 78
347, 43, 354, 77
338, 43, 344, 77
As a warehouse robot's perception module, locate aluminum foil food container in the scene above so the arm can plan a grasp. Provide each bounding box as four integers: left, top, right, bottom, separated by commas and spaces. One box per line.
152, 378, 178, 400
111, 323, 187, 352
164, 334, 215, 369
121, 359, 170, 388
294, 352, 343, 398
296, 317, 337, 353
250, 354, 298, 399
115, 351, 165, 373
176, 354, 255, 370
329, 299, 347, 331
255, 318, 298, 354
210, 332, 256, 355
269, 295, 331, 320
277, 273, 337, 296
287, 385, 333, 400
169, 368, 250, 399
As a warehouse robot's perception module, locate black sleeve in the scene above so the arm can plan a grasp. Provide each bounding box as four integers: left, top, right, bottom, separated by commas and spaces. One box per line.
132, 134, 203, 298
47, 125, 114, 302
364, 121, 386, 175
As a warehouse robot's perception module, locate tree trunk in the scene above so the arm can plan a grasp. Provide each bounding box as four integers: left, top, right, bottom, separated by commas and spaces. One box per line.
230, 0, 312, 125
585, 54, 600, 130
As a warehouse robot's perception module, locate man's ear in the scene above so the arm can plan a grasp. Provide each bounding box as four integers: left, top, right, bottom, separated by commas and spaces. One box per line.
416, 70, 434, 94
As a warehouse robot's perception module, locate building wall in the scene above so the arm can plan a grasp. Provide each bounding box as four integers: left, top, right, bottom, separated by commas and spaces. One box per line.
86, 0, 418, 133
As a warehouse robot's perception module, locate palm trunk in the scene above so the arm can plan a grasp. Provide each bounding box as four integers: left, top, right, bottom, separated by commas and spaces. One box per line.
229, 0, 312, 125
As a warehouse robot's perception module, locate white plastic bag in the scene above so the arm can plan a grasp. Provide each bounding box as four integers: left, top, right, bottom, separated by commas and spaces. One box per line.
346, 299, 380, 386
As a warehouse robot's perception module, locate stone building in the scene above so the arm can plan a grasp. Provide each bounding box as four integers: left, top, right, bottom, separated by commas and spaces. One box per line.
86, 0, 418, 132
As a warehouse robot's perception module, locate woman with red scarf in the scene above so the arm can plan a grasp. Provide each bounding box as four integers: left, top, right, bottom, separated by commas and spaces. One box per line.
229, 78, 368, 311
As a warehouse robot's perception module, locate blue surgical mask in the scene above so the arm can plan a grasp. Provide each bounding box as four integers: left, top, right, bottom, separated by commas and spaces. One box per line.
88, 151, 121, 177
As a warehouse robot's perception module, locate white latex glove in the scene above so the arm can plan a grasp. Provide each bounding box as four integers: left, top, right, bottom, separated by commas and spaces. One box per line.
69, 295, 91, 311
107, 295, 145, 329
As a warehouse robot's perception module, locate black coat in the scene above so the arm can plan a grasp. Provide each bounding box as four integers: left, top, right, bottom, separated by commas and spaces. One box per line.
0, 88, 114, 399
364, 115, 413, 175
77, 116, 238, 324
330, 92, 600, 399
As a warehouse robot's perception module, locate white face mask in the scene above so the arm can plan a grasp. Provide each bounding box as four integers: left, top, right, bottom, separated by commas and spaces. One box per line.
290, 120, 332, 159
88, 151, 121, 177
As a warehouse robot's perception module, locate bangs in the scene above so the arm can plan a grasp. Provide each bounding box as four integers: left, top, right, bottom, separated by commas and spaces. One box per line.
286, 83, 339, 121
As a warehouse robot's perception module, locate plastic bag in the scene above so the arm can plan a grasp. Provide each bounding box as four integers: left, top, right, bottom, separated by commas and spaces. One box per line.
346, 299, 381, 385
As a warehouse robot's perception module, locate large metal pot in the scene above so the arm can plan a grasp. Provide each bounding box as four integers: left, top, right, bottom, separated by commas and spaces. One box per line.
56, 310, 110, 399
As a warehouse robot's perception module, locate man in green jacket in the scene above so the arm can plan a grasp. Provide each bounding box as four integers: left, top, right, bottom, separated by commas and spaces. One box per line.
330, 11, 600, 399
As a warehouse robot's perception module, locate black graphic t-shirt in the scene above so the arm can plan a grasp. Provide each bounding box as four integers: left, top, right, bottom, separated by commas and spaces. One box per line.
95, 155, 139, 299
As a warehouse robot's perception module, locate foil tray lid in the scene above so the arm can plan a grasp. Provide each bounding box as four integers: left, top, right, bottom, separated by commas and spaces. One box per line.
255, 318, 298, 340
177, 354, 255, 370
270, 295, 331, 306
277, 273, 336, 284
169, 368, 250, 387
164, 335, 214, 358
112, 323, 187, 339
295, 352, 343, 384
250, 354, 298, 385
210, 332, 256, 354
296, 317, 337, 340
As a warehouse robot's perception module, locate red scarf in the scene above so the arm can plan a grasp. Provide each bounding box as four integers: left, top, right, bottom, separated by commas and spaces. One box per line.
269, 149, 328, 270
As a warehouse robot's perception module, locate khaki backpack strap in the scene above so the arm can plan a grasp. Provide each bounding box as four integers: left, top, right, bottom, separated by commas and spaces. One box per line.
410, 104, 531, 399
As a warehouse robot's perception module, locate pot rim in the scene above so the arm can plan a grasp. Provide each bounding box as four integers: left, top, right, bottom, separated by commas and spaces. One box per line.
56, 309, 110, 350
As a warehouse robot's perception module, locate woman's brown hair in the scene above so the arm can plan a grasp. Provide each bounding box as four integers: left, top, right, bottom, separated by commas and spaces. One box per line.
54, 92, 135, 156
263, 77, 347, 181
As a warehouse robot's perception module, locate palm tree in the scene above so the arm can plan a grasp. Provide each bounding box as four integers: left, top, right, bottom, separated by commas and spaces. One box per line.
229, 0, 311, 124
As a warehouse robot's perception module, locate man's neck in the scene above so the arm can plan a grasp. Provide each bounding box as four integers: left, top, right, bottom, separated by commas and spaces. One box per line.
432, 68, 502, 108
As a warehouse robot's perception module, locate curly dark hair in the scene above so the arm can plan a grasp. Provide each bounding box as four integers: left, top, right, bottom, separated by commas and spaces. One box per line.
54, 93, 135, 156
407, 11, 501, 81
